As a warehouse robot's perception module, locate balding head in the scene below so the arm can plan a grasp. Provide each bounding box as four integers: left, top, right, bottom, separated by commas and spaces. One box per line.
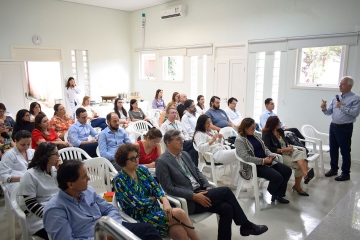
339, 76, 354, 94
179, 94, 187, 104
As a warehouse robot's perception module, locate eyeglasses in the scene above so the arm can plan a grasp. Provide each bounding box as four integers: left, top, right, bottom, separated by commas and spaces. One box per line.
0, 123, 5, 127
127, 154, 140, 162
49, 151, 60, 157
118, 102, 124, 104
172, 137, 184, 142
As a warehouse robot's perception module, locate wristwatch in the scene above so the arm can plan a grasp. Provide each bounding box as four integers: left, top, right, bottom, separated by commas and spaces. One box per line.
7, 176, 13, 183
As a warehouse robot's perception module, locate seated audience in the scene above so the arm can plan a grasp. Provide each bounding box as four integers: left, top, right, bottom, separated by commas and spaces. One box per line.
44, 160, 162, 240
68, 108, 98, 158
134, 128, 162, 169
50, 104, 75, 140
235, 118, 292, 204
259, 98, 305, 139
32, 114, 70, 150
18, 142, 61, 240
181, 99, 200, 138
161, 107, 198, 166
114, 143, 199, 239
156, 130, 268, 240
98, 113, 131, 170
171, 91, 180, 107
159, 102, 179, 127
12, 109, 35, 139
205, 96, 234, 131
0, 130, 33, 194
224, 97, 243, 127
177, 93, 187, 119
129, 99, 151, 123
152, 89, 166, 110
193, 115, 241, 190
0, 119, 15, 160
0, 103, 15, 128
262, 116, 314, 196
114, 97, 130, 129
29, 102, 44, 122
80, 96, 107, 130
195, 95, 208, 115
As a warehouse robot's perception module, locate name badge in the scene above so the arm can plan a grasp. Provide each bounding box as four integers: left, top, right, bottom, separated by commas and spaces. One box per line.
221, 113, 225, 117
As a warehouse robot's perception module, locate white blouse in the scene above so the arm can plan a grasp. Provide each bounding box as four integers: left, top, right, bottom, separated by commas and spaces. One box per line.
193, 130, 225, 154
196, 105, 208, 115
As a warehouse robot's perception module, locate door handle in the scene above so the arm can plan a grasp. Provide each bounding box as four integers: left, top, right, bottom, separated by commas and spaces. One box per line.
25, 92, 28, 98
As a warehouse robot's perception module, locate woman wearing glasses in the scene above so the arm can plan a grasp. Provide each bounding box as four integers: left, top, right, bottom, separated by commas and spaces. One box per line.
113, 98, 130, 129
0, 119, 15, 161
0, 130, 34, 194
113, 143, 199, 240
235, 118, 292, 204
193, 114, 241, 189
12, 109, 35, 139
32, 114, 71, 149
18, 142, 62, 240
134, 128, 162, 169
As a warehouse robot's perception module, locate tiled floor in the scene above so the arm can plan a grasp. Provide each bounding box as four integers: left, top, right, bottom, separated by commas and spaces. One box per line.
1, 158, 360, 240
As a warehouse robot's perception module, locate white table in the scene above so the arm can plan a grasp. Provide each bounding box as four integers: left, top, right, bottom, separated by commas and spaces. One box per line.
92, 101, 150, 118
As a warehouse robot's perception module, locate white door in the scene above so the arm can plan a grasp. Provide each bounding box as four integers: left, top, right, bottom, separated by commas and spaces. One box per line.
229, 59, 246, 115
214, 59, 230, 108
0, 62, 28, 114
214, 59, 247, 115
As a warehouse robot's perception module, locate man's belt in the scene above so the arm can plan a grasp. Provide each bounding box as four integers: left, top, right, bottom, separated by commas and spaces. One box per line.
332, 122, 353, 127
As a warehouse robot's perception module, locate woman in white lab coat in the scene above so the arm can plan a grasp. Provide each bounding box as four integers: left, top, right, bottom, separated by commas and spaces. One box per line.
65, 77, 81, 118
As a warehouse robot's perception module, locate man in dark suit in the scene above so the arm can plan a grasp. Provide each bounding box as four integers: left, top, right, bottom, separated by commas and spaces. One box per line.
155, 129, 268, 240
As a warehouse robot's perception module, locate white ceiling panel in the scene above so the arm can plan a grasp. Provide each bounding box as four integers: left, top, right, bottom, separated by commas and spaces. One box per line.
61, 0, 176, 12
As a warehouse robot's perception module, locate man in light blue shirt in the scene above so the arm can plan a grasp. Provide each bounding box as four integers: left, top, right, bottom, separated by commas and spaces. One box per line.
43, 160, 162, 240
260, 98, 304, 139
321, 76, 360, 181
205, 96, 234, 131
98, 113, 131, 170
68, 108, 99, 157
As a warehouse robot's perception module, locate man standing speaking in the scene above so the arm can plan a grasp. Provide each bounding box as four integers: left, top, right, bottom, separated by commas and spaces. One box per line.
321, 76, 360, 181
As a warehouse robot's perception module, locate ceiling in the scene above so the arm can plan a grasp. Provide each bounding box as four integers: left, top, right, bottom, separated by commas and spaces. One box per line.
61, 0, 177, 12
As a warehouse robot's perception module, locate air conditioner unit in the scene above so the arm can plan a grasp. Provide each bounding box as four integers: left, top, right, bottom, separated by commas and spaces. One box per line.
160, 4, 187, 19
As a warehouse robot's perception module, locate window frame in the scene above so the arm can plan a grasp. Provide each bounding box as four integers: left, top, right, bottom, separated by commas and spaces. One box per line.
139, 52, 157, 81
162, 55, 185, 82
293, 45, 349, 90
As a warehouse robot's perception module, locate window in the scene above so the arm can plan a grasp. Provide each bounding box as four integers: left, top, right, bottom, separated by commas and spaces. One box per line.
271, 51, 281, 113
140, 53, 156, 79
82, 50, 90, 96
253, 52, 265, 121
163, 56, 184, 81
71, 50, 90, 96
190, 55, 207, 100
295, 45, 347, 88
70, 50, 78, 81
190, 56, 198, 99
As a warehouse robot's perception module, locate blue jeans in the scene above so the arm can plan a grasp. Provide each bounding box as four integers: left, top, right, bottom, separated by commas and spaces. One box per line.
79, 142, 98, 158
329, 123, 353, 174
91, 118, 107, 130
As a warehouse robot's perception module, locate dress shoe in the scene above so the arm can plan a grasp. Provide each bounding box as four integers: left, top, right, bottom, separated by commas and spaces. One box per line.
335, 173, 350, 181
271, 195, 290, 204
325, 169, 338, 177
240, 223, 268, 236
292, 186, 309, 196
304, 168, 314, 184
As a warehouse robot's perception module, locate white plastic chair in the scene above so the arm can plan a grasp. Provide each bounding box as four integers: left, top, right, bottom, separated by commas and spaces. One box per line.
301, 125, 328, 175
148, 109, 162, 128
96, 146, 100, 157
131, 120, 153, 140
111, 196, 138, 223
219, 127, 238, 175
165, 182, 219, 224
10, 185, 43, 240
83, 157, 118, 196
193, 142, 226, 186
235, 151, 267, 213
59, 147, 91, 162
4, 186, 15, 240
293, 145, 321, 177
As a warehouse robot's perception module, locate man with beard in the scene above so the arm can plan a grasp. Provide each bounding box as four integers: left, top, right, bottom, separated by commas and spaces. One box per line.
205, 96, 234, 131
181, 99, 200, 138
98, 112, 131, 170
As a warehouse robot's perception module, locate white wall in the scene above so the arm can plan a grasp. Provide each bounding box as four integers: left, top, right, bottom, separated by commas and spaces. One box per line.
0, 0, 131, 103
130, 0, 360, 160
